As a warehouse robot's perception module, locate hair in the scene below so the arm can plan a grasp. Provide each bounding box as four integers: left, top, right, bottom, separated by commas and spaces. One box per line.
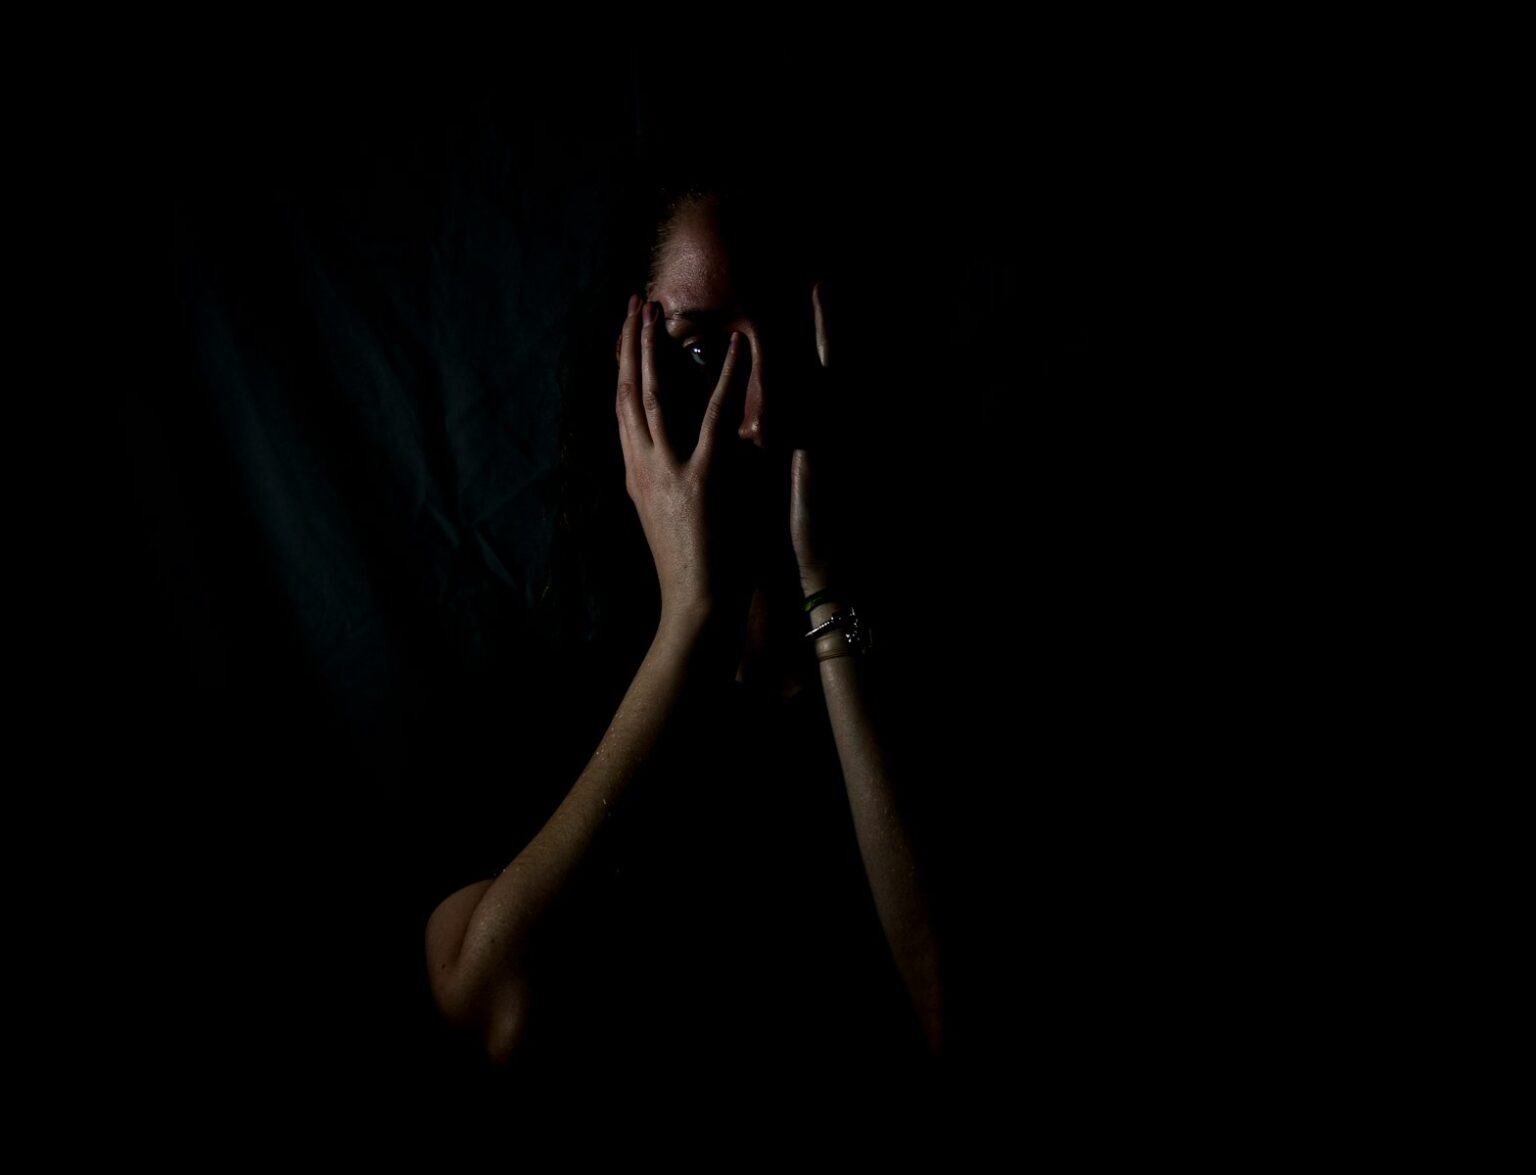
530, 147, 849, 681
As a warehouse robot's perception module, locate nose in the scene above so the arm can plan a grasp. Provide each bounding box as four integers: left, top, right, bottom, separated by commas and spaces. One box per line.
728, 308, 819, 453
736, 331, 767, 449
734, 326, 811, 452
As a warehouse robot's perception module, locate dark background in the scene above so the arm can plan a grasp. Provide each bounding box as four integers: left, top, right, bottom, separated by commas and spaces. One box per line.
100, 40, 1312, 1143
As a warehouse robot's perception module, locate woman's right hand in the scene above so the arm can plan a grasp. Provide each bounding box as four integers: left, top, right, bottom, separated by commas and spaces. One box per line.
615, 295, 746, 630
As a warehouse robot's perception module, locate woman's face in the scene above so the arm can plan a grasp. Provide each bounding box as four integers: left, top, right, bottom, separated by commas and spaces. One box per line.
638, 195, 829, 595
646, 194, 821, 463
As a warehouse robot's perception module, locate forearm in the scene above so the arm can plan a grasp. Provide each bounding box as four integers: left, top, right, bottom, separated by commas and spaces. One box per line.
431, 607, 715, 1044
805, 586, 947, 1055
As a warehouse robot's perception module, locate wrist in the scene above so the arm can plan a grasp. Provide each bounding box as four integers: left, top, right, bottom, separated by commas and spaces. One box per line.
799, 577, 846, 627
797, 561, 832, 597
659, 595, 756, 686
657, 597, 714, 647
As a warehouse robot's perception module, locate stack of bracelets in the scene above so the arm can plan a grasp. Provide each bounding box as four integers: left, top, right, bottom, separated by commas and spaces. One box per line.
802, 587, 874, 663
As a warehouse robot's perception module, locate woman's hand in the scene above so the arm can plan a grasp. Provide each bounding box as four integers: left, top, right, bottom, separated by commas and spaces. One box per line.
790, 280, 841, 595
616, 295, 747, 628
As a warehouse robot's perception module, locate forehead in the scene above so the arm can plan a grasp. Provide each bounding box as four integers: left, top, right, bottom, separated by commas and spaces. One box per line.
650, 197, 737, 311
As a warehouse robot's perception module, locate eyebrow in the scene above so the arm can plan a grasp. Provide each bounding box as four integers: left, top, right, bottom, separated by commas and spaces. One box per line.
665, 307, 729, 326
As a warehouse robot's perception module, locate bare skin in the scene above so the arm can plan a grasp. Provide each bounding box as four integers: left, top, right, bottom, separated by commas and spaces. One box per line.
425, 197, 945, 1060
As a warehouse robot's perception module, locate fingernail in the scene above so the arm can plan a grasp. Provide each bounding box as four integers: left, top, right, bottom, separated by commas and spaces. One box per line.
626, 294, 639, 317
643, 301, 656, 326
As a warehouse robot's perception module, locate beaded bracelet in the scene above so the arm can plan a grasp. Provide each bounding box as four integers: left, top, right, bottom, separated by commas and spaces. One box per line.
805, 606, 871, 658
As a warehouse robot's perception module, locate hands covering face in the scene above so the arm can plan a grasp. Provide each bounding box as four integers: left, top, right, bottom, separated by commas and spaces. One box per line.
615, 279, 847, 624
614, 294, 750, 623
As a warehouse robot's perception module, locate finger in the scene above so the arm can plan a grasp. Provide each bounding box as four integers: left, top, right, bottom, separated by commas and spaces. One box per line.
691, 330, 745, 471
616, 370, 637, 496
812, 279, 830, 370
616, 294, 651, 449
640, 300, 672, 456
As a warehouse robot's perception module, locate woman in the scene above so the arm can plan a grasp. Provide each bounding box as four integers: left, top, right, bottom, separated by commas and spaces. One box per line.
422, 165, 947, 1104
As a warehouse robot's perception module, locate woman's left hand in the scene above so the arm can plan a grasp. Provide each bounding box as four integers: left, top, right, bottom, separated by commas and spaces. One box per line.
790, 279, 838, 595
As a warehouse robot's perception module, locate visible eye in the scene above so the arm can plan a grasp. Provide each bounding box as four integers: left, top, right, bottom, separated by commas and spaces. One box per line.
679, 337, 727, 380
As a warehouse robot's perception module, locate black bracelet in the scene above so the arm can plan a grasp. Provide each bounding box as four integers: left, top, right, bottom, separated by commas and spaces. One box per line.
803, 587, 839, 613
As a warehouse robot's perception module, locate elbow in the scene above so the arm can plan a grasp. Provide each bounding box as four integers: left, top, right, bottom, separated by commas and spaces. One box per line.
424, 883, 533, 1063
902, 933, 948, 1061
477, 981, 533, 1065
919, 996, 947, 1060
430, 959, 534, 1066
482, 989, 531, 1062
